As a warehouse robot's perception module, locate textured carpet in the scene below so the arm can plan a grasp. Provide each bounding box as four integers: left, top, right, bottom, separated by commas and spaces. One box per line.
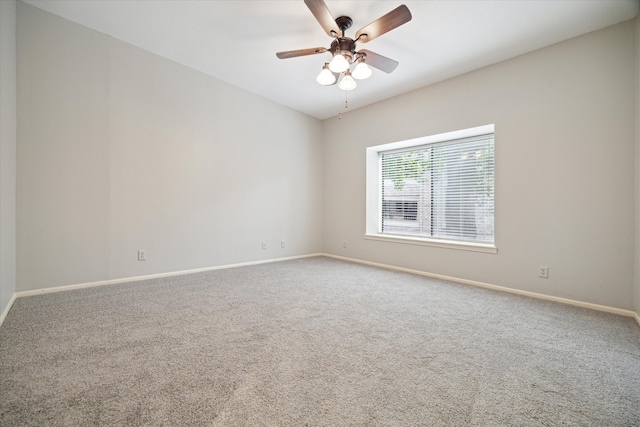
1, 256, 639, 426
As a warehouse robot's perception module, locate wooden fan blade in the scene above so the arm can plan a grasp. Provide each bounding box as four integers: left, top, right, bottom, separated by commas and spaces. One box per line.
276, 47, 328, 59
304, 0, 340, 38
358, 49, 399, 73
355, 5, 412, 43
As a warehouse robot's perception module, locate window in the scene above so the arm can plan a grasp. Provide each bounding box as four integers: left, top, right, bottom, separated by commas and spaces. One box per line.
366, 125, 496, 252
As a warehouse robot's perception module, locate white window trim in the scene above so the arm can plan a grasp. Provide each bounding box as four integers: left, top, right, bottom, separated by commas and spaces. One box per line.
365, 124, 497, 253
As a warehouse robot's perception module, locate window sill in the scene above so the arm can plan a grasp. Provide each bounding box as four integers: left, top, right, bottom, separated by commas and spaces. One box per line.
363, 234, 498, 253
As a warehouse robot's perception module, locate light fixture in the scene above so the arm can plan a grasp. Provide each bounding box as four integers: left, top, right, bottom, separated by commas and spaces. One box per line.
352, 60, 372, 80
274, 0, 412, 117
329, 53, 350, 73
338, 70, 357, 91
316, 63, 336, 86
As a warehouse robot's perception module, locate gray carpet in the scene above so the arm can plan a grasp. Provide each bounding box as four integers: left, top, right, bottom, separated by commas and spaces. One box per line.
1, 256, 639, 426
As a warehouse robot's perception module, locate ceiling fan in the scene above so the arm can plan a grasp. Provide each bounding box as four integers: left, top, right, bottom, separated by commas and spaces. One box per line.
276, 0, 412, 91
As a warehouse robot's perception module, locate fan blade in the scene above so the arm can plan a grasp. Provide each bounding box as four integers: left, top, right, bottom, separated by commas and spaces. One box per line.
276, 47, 327, 59
358, 49, 399, 74
304, 0, 340, 38
355, 5, 412, 43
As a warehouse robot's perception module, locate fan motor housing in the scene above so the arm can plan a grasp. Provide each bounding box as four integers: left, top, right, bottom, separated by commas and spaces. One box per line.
331, 38, 356, 60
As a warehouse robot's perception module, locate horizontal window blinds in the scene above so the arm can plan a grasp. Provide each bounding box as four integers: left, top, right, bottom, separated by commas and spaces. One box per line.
380, 133, 494, 243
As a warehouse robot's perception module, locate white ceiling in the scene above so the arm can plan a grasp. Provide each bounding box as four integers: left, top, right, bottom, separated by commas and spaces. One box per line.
23, 0, 639, 120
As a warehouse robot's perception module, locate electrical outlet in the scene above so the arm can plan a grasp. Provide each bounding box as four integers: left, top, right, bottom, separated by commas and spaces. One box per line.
138, 250, 146, 261
539, 266, 549, 279
262, 242, 267, 250
343, 241, 347, 248
281, 240, 285, 248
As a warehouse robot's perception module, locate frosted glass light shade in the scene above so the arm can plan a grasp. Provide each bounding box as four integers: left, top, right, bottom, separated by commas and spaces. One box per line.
316, 65, 336, 85
339, 72, 357, 91
352, 62, 372, 80
329, 54, 350, 73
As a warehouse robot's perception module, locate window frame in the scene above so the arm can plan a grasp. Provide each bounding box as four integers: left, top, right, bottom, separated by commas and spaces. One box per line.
365, 124, 497, 253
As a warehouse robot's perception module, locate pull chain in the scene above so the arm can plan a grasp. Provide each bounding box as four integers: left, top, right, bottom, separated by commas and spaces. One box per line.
338, 90, 349, 120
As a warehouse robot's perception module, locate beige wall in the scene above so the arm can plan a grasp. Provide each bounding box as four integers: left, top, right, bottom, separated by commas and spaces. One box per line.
323, 21, 636, 310
635, 13, 640, 316
16, 2, 323, 291
0, 0, 17, 318
18, 1, 110, 291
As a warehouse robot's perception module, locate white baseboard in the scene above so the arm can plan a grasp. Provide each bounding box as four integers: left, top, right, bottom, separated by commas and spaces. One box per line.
8, 252, 640, 329
0, 293, 17, 328
15, 253, 323, 298
323, 254, 639, 321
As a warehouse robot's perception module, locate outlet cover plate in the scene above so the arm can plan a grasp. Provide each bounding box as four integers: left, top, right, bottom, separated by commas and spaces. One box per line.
539, 266, 549, 278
